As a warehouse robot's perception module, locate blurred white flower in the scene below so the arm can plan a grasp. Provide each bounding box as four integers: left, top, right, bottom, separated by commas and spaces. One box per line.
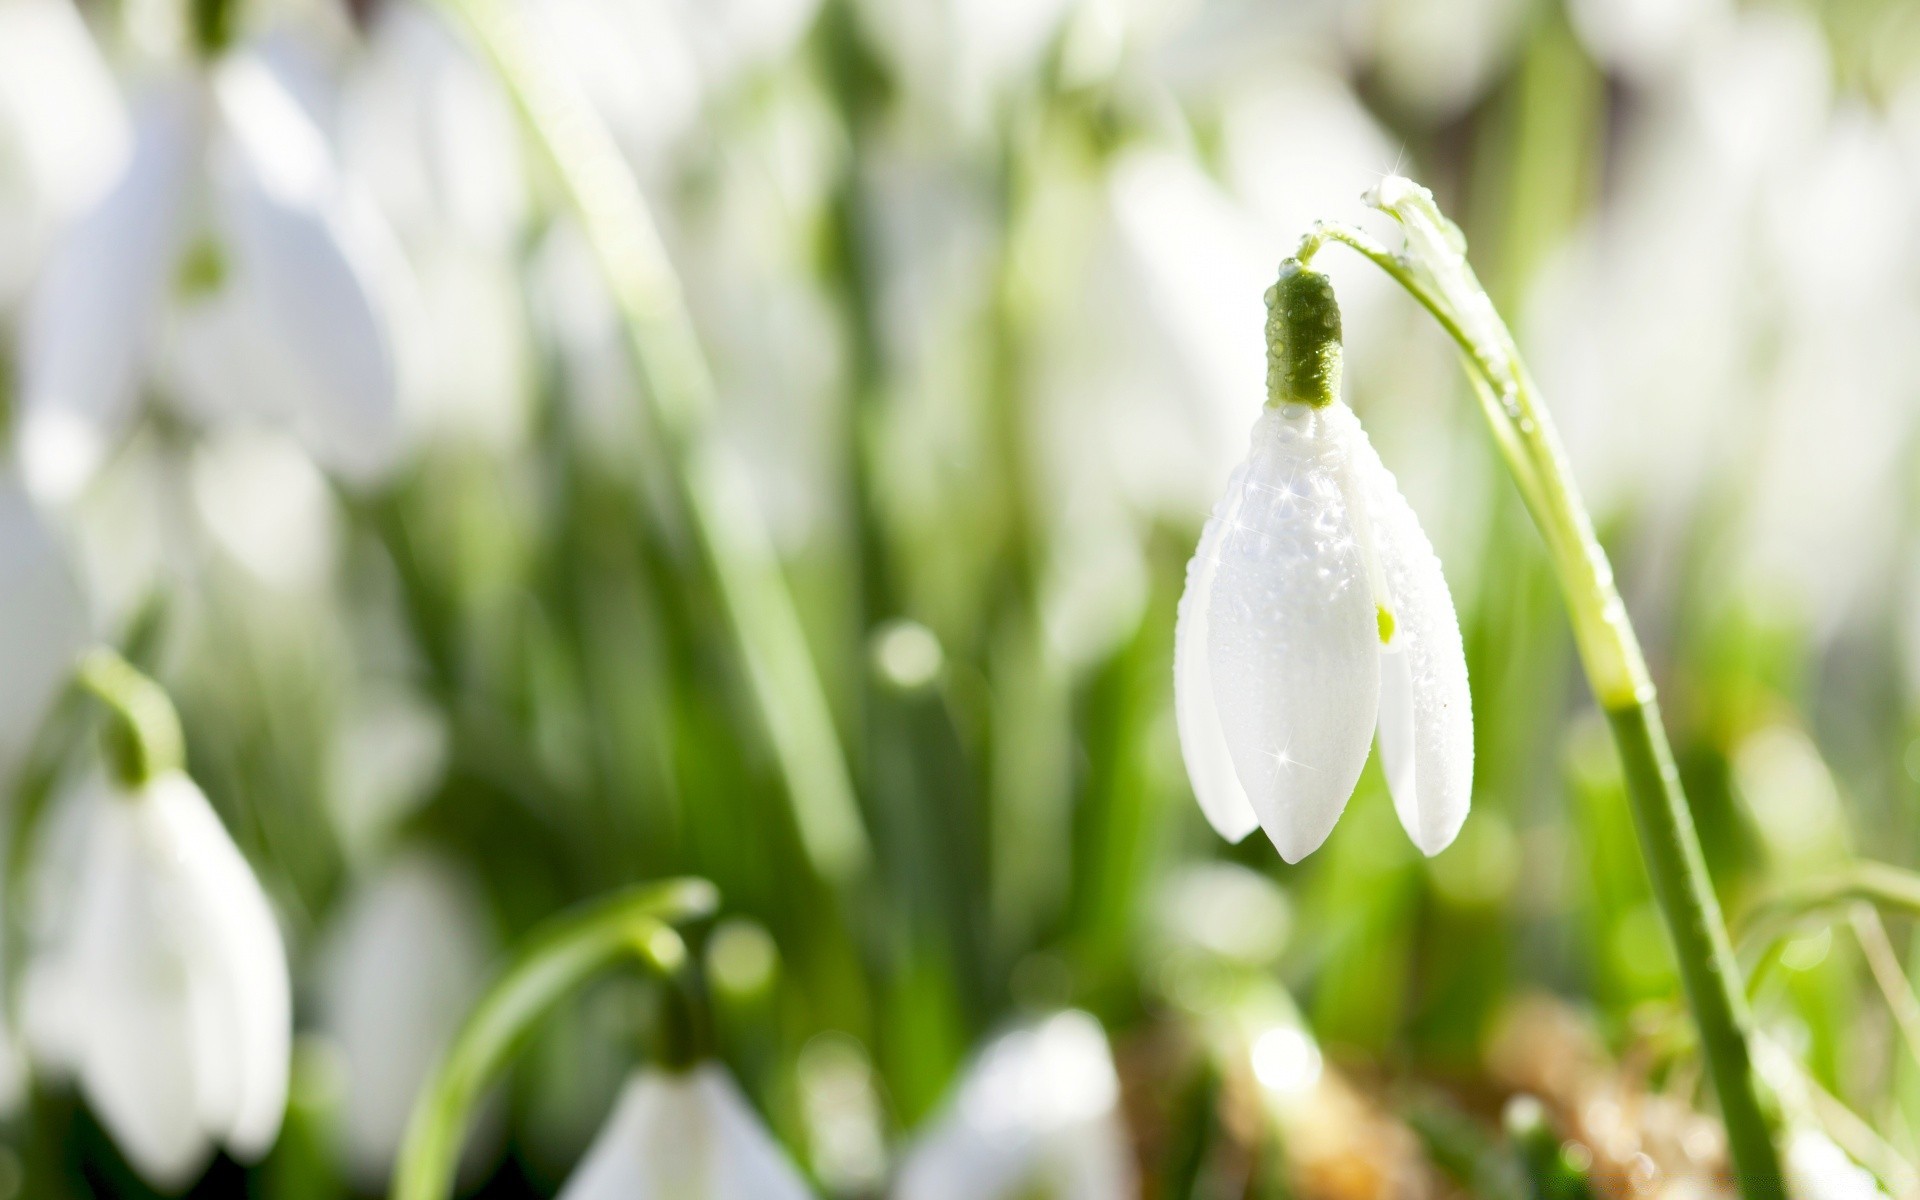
16, 50, 406, 505
893, 1010, 1135, 1200
1566, 0, 1725, 79
1175, 395, 1471, 861
535, 0, 819, 170
0, 482, 89, 769
0, 0, 127, 309
1786, 1130, 1890, 1200
316, 850, 495, 1188
556, 1064, 814, 1200
341, 0, 533, 450
1358, 0, 1528, 120
853, 0, 1076, 130
24, 772, 290, 1189
189, 427, 338, 592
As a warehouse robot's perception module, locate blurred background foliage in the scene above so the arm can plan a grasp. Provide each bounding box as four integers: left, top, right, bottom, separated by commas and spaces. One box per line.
4, 0, 1920, 1194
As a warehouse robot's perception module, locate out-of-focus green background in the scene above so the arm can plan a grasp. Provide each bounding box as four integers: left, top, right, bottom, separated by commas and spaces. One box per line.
5, 0, 1920, 1195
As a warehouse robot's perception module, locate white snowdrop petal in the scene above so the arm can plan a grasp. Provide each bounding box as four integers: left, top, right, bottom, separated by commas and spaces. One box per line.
697, 1067, 816, 1199
0, 485, 90, 768
1205, 405, 1379, 863
555, 1071, 673, 1200
1348, 419, 1473, 856
895, 1011, 1133, 1200
149, 775, 291, 1158
68, 796, 214, 1189
558, 1066, 803, 1200
17, 82, 199, 505
1174, 460, 1260, 842
211, 56, 403, 478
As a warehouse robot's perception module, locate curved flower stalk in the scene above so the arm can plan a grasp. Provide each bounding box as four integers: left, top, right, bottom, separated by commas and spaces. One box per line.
16, 39, 406, 504
391, 878, 723, 1200
556, 1064, 813, 1200
892, 1011, 1136, 1200
1176, 261, 1472, 862
1277, 176, 1786, 1194
23, 650, 289, 1189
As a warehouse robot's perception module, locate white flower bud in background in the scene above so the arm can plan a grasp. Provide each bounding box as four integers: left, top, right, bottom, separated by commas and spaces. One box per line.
1175, 262, 1471, 862
316, 851, 496, 1189
23, 773, 291, 1190
0, 0, 127, 310
893, 1011, 1135, 1200
555, 1064, 814, 1200
17, 48, 407, 505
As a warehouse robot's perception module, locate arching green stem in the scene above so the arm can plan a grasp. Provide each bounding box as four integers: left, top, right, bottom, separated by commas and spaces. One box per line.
431, 0, 869, 886
391, 878, 720, 1200
74, 647, 185, 788
1297, 179, 1785, 1196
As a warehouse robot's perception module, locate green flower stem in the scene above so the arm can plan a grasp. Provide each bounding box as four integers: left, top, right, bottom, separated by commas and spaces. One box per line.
1297, 182, 1786, 1196
391, 878, 720, 1200
434, 0, 869, 885
74, 647, 185, 788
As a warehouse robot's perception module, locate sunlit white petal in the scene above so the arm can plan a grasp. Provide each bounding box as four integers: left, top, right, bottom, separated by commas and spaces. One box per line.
210, 56, 403, 479
22, 774, 291, 1188
318, 851, 494, 1186
1205, 405, 1378, 862
0, 483, 89, 767
558, 1064, 811, 1200
0, 0, 128, 303
1174, 461, 1259, 841
18, 81, 200, 505
894, 1011, 1134, 1200
1347, 418, 1472, 855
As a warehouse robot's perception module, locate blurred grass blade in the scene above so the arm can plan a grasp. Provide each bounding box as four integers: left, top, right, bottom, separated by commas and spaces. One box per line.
391, 878, 719, 1200
1740, 861, 1920, 962
432, 0, 869, 885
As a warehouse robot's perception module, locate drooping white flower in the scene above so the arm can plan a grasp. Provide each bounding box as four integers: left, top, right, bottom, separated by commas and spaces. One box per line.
0, 0, 127, 309
556, 1064, 814, 1200
16, 48, 405, 505
24, 772, 291, 1189
893, 1011, 1136, 1200
316, 850, 495, 1189
1174, 264, 1471, 863
0, 481, 89, 769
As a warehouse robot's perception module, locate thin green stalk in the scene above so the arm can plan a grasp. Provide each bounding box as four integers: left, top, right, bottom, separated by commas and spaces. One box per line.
1299, 179, 1785, 1196
434, 0, 869, 885
391, 878, 720, 1200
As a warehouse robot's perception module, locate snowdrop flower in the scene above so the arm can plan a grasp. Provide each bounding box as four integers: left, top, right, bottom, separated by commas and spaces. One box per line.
16, 45, 404, 505
0, 0, 127, 309
0, 482, 89, 768
893, 1011, 1136, 1200
317, 850, 494, 1188
1175, 261, 1471, 862
339, 1, 533, 450
555, 1064, 814, 1200
24, 770, 291, 1189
